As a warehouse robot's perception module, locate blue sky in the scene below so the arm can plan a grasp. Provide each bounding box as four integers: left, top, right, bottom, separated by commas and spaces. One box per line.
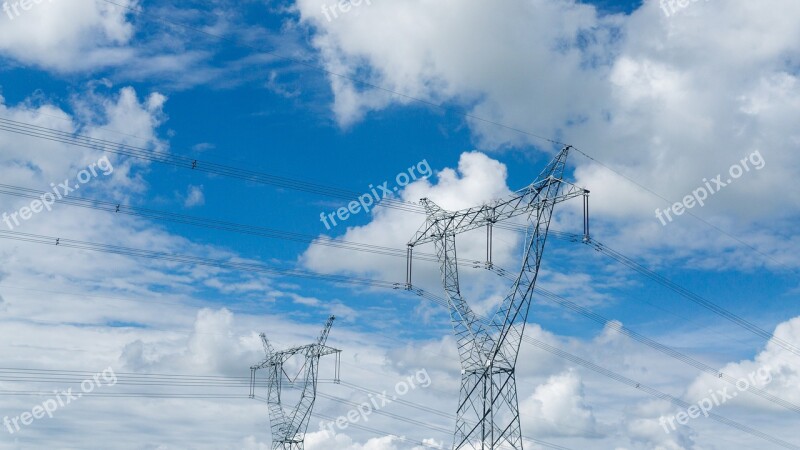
0, 0, 798, 449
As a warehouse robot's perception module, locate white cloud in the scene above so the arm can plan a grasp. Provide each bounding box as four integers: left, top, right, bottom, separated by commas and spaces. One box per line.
0, 0, 137, 71
184, 184, 206, 208
624, 413, 697, 450
293, 0, 800, 268
521, 370, 600, 438
306, 429, 443, 450
300, 151, 523, 315
295, 0, 612, 131
685, 316, 800, 408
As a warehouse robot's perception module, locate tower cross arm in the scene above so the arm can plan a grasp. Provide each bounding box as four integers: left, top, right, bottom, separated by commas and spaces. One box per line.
250, 356, 275, 371
311, 345, 341, 357
408, 179, 587, 247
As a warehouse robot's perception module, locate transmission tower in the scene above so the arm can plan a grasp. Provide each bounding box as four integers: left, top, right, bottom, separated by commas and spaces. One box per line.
406, 146, 589, 449
250, 315, 342, 450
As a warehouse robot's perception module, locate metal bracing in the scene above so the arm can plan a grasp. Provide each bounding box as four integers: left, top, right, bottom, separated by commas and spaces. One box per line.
250, 316, 341, 450
407, 146, 589, 450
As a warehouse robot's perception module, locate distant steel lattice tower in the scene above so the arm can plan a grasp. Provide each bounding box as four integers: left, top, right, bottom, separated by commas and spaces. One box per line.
250, 315, 341, 450
407, 146, 589, 449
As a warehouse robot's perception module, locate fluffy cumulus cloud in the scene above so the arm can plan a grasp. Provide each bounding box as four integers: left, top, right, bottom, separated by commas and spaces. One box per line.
301, 151, 520, 295
121, 308, 257, 375
0, 0, 137, 71
624, 409, 697, 450
0, 0, 294, 87
685, 317, 800, 408
520, 370, 599, 438
294, 0, 800, 268
294, 0, 614, 132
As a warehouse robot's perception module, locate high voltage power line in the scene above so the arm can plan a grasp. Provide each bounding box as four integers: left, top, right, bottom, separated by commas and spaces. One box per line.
3, 278, 793, 439
3, 281, 793, 443
1, 181, 798, 415
0, 367, 571, 449
0, 183, 475, 266
0, 215, 792, 364
0, 117, 425, 215
414, 289, 798, 450
0, 230, 796, 448
0, 229, 399, 290
0, 181, 795, 372
0, 365, 771, 450
1, 182, 798, 438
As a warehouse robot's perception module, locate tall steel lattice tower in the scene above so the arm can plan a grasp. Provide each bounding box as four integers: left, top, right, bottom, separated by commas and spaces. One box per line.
250, 315, 342, 450
406, 146, 589, 450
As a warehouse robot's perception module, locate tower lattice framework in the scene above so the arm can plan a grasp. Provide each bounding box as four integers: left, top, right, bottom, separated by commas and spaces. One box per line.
250, 315, 341, 450
407, 146, 589, 449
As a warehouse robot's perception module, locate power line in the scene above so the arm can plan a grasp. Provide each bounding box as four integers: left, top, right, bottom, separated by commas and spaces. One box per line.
0, 181, 787, 361
0, 118, 424, 215
0, 232, 796, 446
0, 365, 575, 448
5, 182, 789, 413
0, 184, 788, 370
414, 289, 799, 450
0, 183, 435, 263
584, 239, 800, 359
0, 182, 527, 269
0, 181, 782, 362
568, 146, 796, 273
2, 203, 797, 415
0, 390, 250, 399
532, 286, 800, 415
0, 229, 399, 290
